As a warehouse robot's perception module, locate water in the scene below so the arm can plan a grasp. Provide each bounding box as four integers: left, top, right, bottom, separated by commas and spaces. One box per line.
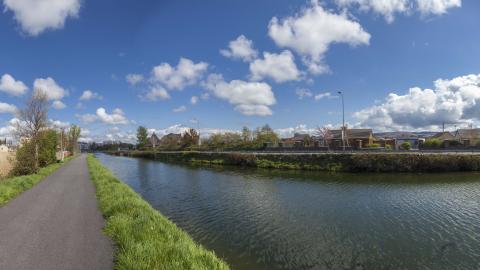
96, 153, 480, 270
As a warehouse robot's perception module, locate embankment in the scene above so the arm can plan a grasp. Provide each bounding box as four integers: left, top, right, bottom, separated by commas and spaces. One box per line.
110, 150, 480, 173
86, 155, 229, 270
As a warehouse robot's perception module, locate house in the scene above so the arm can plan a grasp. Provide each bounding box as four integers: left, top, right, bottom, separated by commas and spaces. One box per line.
372, 137, 396, 149
145, 132, 161, 148
392, 133, 424, 150
280, 133, 315, 148
329, 129, 374, 149
454, 129, 480, 146
430, 131, 456, 141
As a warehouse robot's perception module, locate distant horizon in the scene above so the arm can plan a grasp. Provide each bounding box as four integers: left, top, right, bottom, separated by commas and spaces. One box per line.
1, 0, 479, 144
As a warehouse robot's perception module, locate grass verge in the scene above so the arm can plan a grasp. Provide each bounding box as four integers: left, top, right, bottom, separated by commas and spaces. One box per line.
0, 156, 75, 207
86, 155, 229, 270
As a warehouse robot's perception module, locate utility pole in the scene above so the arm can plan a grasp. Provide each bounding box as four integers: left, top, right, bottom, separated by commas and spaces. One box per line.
338, 91, 345, 151
60, 128, 65, 162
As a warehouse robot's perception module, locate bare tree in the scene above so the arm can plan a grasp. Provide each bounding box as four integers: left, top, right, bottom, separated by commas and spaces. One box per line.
15, 90, 49, 169
317, 126, 332, 150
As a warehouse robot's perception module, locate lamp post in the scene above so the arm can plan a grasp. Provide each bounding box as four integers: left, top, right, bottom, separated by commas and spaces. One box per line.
337, 91, 345, 151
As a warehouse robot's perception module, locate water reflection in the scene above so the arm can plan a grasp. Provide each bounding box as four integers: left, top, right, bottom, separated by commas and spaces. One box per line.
96, 154, 480, 270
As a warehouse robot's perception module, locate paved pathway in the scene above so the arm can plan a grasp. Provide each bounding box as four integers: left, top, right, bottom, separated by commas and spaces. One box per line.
0, 154, 113, 270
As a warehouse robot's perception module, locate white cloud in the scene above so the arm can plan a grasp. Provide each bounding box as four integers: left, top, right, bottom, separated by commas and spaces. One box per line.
234, 104, 273, 116
354, 73, 480, 131
220, 35, 258, 62
144, 86, 170, 101
203, 73, 276, 116
249, 50, 301, 83
268, 1, 370, 74
173, 105, 187, 113
314, 92, 337, 100
0, 74, 28, 96
335, 0, 409, 23
296, 88, 313, 99
152, 58, 208, 90
33, 77, 67, 100
416, 0, 461, 15
77, 108, 130, 125
0, 118, 19, 140
48, 119, 70, 128
76, 113, 97, 124
79, 90, 102, 101
275, 124, 317, 138
190, 96, 199, 105
335, 0, 461, 22
52, 100, 66, 110
126, 74, 144, 86
3, 0, 81, 36
96, 107, 130, 125
0, 102, 17, 114
148, 124, 235, 138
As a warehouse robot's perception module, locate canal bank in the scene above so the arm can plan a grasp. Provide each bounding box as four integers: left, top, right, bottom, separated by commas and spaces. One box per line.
96, 153, 480, 270
109, 150, 480, 173
86, 155, 229, 270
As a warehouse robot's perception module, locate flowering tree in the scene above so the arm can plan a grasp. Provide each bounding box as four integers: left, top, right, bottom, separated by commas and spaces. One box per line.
316, 126, 332, 150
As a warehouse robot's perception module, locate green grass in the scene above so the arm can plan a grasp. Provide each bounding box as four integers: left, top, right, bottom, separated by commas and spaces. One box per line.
86, 155, 229, 270
0, 157, 75, 207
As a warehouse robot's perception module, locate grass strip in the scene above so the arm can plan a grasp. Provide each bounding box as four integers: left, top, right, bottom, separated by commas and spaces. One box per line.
86, 155, 229, 270
0, 156, 75, 207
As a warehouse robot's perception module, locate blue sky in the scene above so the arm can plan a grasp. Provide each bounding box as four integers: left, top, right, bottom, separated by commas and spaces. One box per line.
1, 0, 479, 142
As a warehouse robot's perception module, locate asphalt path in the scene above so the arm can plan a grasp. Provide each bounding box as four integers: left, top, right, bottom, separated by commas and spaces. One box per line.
0, 154, 113, 270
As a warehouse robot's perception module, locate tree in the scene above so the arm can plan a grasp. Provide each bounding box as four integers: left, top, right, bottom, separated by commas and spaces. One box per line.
15, 90, 49, 171
182, 128, 199, 147
68, 125, 81, 154
38, 129, 58, 167
316, 126, 332, 149
241, 126, 251, 142
136, 126, 148, 149
253, 124, 279, 147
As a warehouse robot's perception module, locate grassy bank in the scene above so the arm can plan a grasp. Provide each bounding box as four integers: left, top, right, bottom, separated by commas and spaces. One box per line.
0, 157, 74, 207
86, 155, 229, 270
111, 150, 480, 173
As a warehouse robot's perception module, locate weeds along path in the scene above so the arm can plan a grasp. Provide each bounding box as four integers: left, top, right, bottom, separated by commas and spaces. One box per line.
0, 154, 113, 270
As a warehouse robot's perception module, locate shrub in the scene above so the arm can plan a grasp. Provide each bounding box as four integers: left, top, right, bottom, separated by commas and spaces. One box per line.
400, 142, 411, 150
38, 130, 58, 167
423, 138, 442, 148
10, 140, 37, 176
368, 143, 381, 148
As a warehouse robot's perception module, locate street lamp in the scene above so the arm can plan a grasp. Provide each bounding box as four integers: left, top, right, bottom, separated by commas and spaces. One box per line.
337, 91, 345, 151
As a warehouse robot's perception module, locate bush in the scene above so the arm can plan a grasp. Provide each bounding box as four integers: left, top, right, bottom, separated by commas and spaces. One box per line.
368, 143, 381, 148
10, 140, 37, 176
400, 142, 411, 150
38, 130, 58, 167
423, 138, 442, 148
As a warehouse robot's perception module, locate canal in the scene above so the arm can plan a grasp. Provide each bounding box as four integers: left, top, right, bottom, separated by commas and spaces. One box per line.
96, 153, 480, 270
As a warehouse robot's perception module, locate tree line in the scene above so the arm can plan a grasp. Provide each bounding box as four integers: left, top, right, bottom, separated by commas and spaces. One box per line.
9, 91, 81, 176
136, 124, 280, 151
